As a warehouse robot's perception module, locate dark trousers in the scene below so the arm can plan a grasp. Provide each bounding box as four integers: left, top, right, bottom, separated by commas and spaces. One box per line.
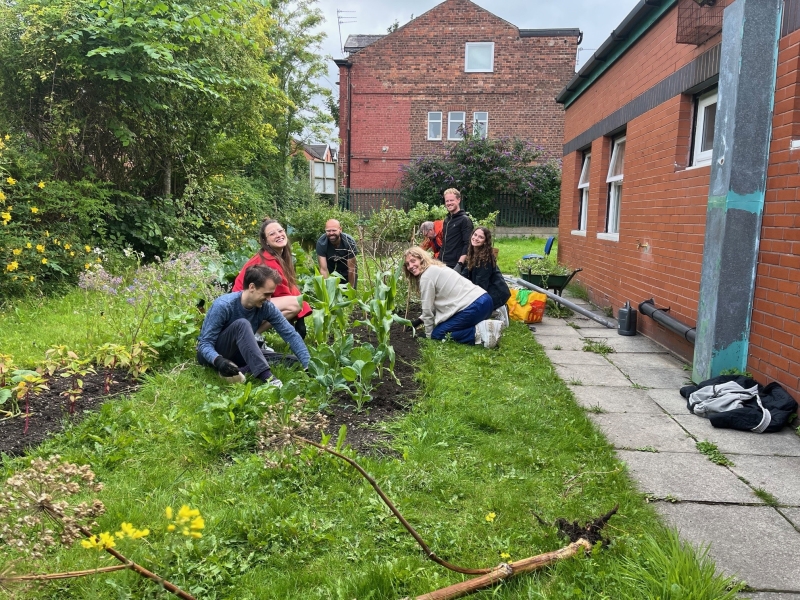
197, 319, 272, 379
431, 293, 493, 344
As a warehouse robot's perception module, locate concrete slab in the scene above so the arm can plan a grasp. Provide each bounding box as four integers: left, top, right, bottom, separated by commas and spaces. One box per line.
618, 450, 761, 503
529, 326, 582, 338
673, 415, 800, 457
546, 350, 610, 366
647, 389, 691, 416
626, 367, 693, 390
739, 593, 800, 600
553, 363, 631, 387
608, 352, 687, 371
729, 456, 800, 505
591, 413, 697, 452
571, 386, 662, 414
575, 334, 669, 353
780, 508, 800, 529
533, 336, 583, 351
657, 504, 800, 591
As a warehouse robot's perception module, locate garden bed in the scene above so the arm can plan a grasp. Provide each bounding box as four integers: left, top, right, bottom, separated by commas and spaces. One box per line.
323, 321, 420, 455
0, 370, 138, 457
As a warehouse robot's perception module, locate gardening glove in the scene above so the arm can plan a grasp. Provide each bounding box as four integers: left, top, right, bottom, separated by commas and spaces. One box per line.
410, 317, 423, 328
213, 356, 241, 377
453, 262, 464, 274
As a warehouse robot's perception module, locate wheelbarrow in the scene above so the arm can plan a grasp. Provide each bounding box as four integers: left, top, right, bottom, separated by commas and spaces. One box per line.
519, 268, 582, 296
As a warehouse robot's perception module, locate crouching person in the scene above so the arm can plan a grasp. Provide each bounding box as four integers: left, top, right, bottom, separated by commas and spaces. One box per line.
197, 265, 310, 386
402, 246, 502, 348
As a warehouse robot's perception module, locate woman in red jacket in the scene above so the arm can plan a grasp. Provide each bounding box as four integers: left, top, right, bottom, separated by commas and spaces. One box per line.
233, 219, 311, 333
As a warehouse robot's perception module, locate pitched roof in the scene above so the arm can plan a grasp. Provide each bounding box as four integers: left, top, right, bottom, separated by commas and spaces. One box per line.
343, 34, 385, 54
303, 143, 330, 161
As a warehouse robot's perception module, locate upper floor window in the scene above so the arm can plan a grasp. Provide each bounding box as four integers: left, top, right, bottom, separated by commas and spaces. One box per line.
606, 136, 625, 236
428, 112, 442, 141
473, 112, 488, 138
577, 153, 591, 232
465, 42, 494, 72
692, 89, 717, 166
312, 160, 336, 195
448, 112, 465, 140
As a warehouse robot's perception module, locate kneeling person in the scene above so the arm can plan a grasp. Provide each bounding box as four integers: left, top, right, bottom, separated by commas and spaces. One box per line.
197, 265, 310, 385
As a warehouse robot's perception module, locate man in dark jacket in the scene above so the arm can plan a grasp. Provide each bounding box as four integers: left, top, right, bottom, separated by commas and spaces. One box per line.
440, 188, 473, 270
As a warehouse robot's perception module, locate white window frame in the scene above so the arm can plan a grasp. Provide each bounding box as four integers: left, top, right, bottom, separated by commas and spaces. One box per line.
311, 160, 337, 195
473, 111, 488, 138
427, 112, 442, 141
576, 153, 591, 232
465, 42, 494, 73
692, 90, 717, 167
448, 111, 465, 141
605, 136, 625, 237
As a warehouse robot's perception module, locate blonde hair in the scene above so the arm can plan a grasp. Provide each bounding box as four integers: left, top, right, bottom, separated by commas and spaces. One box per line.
402, 246, 444, 293
443, 188, 461, 200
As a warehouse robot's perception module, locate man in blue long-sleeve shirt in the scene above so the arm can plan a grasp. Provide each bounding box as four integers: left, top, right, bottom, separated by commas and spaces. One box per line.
196, 265, 310, 386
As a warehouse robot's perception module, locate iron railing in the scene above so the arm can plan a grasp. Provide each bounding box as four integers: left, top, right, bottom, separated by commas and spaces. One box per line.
339, 189, 559, 228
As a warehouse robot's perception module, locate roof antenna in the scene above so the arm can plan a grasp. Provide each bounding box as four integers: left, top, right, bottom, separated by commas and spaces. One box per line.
337, 9, 357, 55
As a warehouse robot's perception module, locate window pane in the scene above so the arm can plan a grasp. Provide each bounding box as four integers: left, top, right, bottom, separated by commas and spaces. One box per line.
701, 102, 716, 153
429, 121, 442, 139
579, 188, 588, 231
325, 162, 335, 177
449, 112, 465, 140
313, 162, 324, 177
314, 180, 324, 193
578, 155, 591, 188
608, 140, 626, 179
474, 121, 486, 138
466, 44, 493, 71
324, 179, 335, 194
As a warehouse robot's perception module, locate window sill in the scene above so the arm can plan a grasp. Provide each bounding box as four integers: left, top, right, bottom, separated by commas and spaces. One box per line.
684, 162, 711, 171
597, 232, 619, 242
570, 230, 587, 237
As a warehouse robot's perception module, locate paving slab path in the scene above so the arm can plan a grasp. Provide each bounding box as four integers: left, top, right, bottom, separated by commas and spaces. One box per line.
527, 294, 800, 597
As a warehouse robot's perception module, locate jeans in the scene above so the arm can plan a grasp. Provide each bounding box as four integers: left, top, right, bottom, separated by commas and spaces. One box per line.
196, 318, 272, 379
431, 293, 493, 344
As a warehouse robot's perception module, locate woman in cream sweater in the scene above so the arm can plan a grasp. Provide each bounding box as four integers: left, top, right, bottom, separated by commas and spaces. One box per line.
402, 246, 502, 348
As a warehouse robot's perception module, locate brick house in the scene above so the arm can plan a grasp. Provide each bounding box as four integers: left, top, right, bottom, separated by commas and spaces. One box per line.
334, 0, 580, 190
556, 0, 800, 397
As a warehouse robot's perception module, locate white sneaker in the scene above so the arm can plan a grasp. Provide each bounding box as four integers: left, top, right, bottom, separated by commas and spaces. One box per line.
265, 376, 283, 388
219, 372, 246, 384
474, 321, 487, 346
481, 320, 502, 349
493, 306, 509, 331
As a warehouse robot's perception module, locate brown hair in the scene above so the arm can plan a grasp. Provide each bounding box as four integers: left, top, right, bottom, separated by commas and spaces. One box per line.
243, 265, 282, 289
258, 219, 297, 289
465, 226, 495, 270
402, 246, 444, 293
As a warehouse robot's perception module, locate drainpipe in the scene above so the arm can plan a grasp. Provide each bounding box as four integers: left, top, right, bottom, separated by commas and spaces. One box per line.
638, 299, 696, 344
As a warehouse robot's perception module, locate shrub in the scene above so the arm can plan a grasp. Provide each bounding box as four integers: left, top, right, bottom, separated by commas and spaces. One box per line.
285, 196, 359, 248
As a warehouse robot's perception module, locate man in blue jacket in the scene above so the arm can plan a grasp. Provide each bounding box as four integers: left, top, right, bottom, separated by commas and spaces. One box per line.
196, 265, 310, 386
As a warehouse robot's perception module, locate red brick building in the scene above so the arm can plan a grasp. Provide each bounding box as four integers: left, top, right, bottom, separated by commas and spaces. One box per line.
556, 0, 800, 397
334, 0, 580, 190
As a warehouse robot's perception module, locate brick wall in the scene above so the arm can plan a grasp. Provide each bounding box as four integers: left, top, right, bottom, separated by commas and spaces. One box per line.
559, 1, 800, 400
337, 0, 578, 190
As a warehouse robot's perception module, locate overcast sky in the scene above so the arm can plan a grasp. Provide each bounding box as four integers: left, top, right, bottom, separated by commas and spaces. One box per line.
312, 0, 642, 144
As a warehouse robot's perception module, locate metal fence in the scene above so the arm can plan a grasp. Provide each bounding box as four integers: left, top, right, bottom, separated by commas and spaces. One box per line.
339, 189, 559, 228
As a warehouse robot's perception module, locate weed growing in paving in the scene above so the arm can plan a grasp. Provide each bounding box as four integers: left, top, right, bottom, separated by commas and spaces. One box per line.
753, 488, 779, 506
586, 404, 605, 413
636, 446, 659, 453
553, 345, 562, 350
696, 441, 734, 466
583, 338, 615, 356
567, 321, 581, 329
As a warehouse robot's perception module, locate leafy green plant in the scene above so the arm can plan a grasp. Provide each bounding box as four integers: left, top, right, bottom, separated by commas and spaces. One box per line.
583, 338, 615, 356
60, 356, 96, 414
150, 307, 202, 362
306, 342, 352, 403
696, 441, 734, 466
303, 272, 355, 345
94, 343, 132, 394
10, 369, 49, 433
341, 346, 379, 411
517, 255, 572, 277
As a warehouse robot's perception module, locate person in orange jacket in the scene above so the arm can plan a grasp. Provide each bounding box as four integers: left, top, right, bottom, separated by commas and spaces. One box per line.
419, 220, 443, 258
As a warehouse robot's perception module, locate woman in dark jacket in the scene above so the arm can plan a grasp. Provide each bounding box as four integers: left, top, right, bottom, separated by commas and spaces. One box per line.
461, 227, 511, 325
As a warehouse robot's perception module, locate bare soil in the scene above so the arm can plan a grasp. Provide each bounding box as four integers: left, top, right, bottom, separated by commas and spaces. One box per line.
0, 371, 138, 458
324, 321, 421, 456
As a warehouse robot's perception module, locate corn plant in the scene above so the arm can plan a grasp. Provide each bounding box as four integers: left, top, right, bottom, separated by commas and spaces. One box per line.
341, 345, 379, 411
302, 272, 354, 345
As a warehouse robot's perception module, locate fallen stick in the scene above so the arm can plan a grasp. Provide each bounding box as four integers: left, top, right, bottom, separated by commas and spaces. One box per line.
415, 539, 592, 600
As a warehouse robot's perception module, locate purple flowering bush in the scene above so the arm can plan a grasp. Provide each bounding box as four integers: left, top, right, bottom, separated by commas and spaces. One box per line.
400, 133, 561, 220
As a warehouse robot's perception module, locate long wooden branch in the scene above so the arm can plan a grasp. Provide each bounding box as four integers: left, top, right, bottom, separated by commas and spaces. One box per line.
1, 564, 129, 582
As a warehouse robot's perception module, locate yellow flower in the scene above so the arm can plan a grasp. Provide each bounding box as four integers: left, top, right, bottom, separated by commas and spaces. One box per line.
3, 134, 9, 141
6, 176, 16, 186
166, 505, 204, 538
95, 257, 101, 263
6, 261, 18, 272
84, 263, 91, 270
12, 248, 21, 255
64, 243, 71, 250
85, 245, 91, 252
37, 181, 45, 189
70, 251, 75, 257
1, 211, 10, 225
35, 244, 44, 253
500, 552, 511, 560
165, 506, 173, 519
45, 230, 49, 237
29, 276, 34, 282
167, 524, 176, 532
41, 258, 47, 264
115, 522, 150, 540
485, 512, 496, 523
30, 206, 39, 213
0, 191, 5, 202
26, 242, 32, 249
81, 531, 117, 550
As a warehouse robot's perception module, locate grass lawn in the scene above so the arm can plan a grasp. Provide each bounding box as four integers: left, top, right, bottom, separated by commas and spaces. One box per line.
0, 285, 739, 599
494, 236, 557, 275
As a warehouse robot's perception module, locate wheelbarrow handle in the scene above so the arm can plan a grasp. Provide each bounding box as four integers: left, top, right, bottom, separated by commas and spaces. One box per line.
562, 268, 583, 289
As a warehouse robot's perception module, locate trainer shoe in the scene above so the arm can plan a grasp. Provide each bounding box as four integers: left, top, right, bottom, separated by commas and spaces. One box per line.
493, 305, 510, 330
481, 319, 502, 349
474, 321, 487, 346
265, 376, 283, 388
219, 371, 246, 384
